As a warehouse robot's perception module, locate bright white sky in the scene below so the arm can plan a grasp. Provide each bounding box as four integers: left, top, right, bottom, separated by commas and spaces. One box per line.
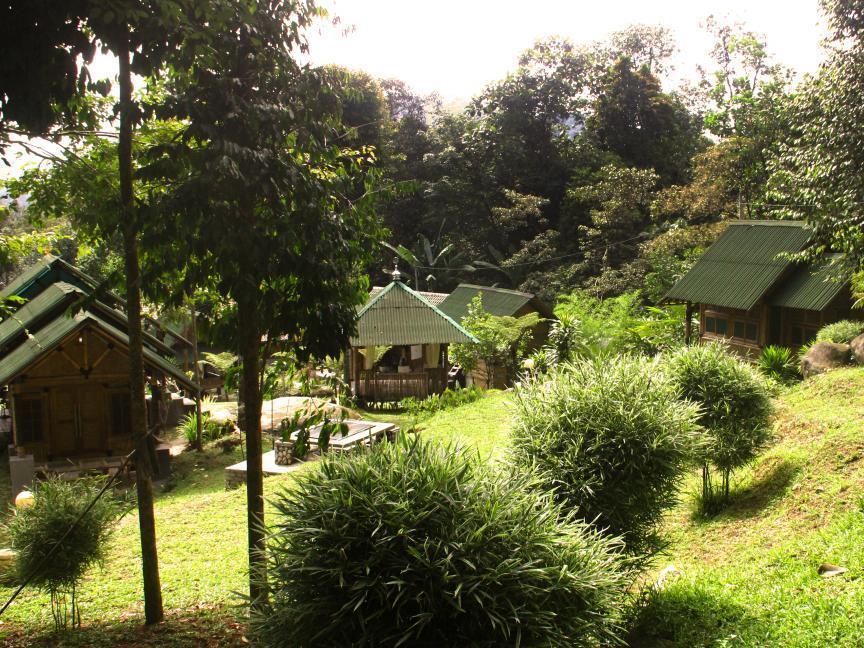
310, 0, 827, 102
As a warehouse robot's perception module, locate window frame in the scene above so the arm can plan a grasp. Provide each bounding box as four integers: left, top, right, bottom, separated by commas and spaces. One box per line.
14, 394, 44, 445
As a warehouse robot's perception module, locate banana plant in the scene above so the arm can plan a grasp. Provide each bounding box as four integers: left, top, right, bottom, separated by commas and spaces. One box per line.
382, 228, 463, 290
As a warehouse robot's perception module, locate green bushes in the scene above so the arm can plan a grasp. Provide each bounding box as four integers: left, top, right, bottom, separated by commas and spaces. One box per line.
815, 319, 864, 344
664, 343, 773, 513
178, 410, 228, 447
510, 356, 702, 555
256, 438, 631, 647
549, 290, 686, 361
758, 345, 799, 384
6, 476, 125, 629
399, 385, 482, 419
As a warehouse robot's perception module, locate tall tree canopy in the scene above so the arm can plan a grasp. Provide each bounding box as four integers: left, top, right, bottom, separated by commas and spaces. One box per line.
766, 0, 864, 279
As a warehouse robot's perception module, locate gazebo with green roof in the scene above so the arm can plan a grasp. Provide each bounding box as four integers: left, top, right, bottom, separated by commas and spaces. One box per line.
664, 220, 857, 356
348, 265, 476, 404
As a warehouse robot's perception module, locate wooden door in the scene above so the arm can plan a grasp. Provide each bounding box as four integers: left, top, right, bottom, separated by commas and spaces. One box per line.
49, 385, 107, 457
51, 388, 78, 457
77, 386, 106, 454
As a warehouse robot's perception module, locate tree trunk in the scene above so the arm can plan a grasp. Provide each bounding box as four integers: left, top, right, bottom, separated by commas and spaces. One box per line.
118, 33, 164, 626
192, 304, 203, 451
237, 286, 268, 609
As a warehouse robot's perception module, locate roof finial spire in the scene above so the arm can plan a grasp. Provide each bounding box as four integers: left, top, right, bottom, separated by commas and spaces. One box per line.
391, 257, 403, 283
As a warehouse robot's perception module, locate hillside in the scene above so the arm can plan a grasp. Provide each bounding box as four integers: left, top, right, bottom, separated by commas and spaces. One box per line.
1, 375, 862, 646
631, 367, 864, 647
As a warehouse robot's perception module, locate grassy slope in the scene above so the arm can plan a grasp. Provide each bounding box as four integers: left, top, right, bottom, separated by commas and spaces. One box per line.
633, 367, 864, 647
3, 372, 862, 647
0, 391, 511, 646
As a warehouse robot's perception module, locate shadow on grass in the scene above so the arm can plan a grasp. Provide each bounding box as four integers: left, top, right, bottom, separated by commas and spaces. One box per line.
2, 605, 246, 648
157, 444, 247, 500
626, 580, 763, 647
690, 456, 801, 523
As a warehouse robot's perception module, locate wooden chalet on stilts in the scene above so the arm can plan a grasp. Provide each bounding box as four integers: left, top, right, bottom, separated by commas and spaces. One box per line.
347, 265, 477, 404
665, 221, 859, 357
0, 256, 199, 467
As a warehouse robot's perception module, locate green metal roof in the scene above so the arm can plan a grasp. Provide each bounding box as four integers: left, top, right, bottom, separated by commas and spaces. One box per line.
664, 221, 811, 311
0, 254, 99, 299
0, 282, 84, 352
439, 284, 552, 322
768, 260, 847, 311
0, 281, 176, 358
0, 309, 198, 391
1, 255, 193, 349
350, 281, 477, 347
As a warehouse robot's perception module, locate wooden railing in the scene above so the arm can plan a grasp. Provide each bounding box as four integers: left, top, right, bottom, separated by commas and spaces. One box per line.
358, 368, 448, 403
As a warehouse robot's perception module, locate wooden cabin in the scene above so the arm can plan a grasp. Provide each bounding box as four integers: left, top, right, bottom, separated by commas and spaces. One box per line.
347, 269, 476, 404
0, 256, 199, 463
438, 284, 553, 388
665, 221, 859, 357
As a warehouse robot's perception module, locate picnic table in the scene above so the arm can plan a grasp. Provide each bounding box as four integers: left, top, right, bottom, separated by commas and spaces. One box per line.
289, 419, 398, 453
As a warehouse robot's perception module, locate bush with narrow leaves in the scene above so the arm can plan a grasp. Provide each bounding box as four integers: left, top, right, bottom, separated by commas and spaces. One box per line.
816, 319, 864, 345
758, 345, 799, 384
255, 437, 631, 647
664, 343, 773, 510
6, 476, 125, 629
510, 356, 702, 556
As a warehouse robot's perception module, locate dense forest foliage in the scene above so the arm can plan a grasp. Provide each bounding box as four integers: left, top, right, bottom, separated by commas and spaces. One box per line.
2, 3, 864, 310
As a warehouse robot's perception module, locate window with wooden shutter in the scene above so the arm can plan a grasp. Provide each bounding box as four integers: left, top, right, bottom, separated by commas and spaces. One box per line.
110, 392, 132, 437
15, 396, 44, 444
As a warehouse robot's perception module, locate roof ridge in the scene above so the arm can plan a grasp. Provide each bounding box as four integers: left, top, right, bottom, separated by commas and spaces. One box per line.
455, 283, 535, 298
727, 220, 807, 227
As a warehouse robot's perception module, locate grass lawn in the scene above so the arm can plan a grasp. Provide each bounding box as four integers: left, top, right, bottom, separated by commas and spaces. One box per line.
0, 390, 511, 646
631, 367, 864, 647
2, 370, 864, 646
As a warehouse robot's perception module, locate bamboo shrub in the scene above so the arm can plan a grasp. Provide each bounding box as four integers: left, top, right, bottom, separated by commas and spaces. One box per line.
510, 356, 703, 557
6, 476, 125, 630
255, 437, 632, 647
663, 343, 774, 514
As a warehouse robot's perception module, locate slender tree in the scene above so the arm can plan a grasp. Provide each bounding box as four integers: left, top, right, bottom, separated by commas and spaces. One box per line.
0, 1, 209, 624
141, 0, 383, 607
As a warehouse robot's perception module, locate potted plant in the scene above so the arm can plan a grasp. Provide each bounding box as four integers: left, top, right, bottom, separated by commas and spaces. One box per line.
275, 411, 303, 465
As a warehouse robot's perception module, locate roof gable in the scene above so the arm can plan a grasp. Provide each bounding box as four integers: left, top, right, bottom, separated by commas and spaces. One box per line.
439, 284, 551, 322
664, 221, 811, 311
0, 310, 197, 390
351, 281, 476, 347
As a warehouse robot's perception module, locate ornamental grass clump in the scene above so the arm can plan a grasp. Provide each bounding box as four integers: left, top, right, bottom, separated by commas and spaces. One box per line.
664, 343, 774, 514
757, 345, 799, 385
510, 356, 703, 557
815, 319, 864, 344
255, 437, 631, 647
6, 476, 126, 630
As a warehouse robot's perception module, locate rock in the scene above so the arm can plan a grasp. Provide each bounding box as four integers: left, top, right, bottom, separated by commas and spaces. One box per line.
850, 333, 864, 365
818, 563, 848, 577
800, 342, 852, 378
655, 564, 682, 590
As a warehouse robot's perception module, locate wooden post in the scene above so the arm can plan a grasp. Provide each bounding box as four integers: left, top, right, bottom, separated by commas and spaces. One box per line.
685, 302, 694, 346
